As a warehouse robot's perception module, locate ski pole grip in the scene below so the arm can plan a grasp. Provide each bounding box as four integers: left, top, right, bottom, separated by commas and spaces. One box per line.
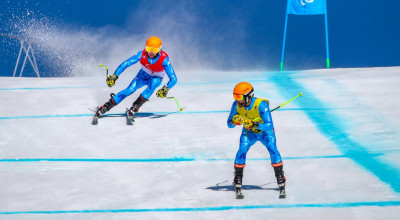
100, 64, 109, 76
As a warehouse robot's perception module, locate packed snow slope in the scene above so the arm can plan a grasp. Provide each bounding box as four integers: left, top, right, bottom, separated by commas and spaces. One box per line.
1, 67, 400, 219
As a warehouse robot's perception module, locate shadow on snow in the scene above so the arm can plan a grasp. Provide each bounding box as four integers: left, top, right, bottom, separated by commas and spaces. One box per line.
206, 181, 278, 191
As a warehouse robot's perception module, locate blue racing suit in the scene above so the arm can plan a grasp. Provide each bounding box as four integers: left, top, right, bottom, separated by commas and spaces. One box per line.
227, 97, 283, 168
112, 51, 177, 103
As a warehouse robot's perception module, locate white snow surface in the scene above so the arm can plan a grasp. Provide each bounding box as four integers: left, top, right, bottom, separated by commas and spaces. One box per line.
0, 67, 400, 219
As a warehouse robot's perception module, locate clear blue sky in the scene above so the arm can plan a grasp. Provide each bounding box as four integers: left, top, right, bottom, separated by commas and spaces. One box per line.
1, 0, 399, 76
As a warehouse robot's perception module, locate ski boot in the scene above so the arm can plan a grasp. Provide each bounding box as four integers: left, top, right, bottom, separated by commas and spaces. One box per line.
92, 94, 117, 124
274, 165, 286, 199
233, 166, 244, 199
127, 95, 147, 120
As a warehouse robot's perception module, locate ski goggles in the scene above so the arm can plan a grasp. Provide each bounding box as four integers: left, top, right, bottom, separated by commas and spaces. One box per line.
145, 46, 161, 54
233, 93, 244, 101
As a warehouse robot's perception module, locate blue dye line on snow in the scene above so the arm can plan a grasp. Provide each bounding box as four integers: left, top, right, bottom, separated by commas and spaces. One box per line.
0, 157, 195, 162
0, 86, 95, 91
0, 153, 384, 163
1, 201, 399, 215
0, 108, 341, 120
0, 111, 229, 120
0, 77, 296, 90
0, 74, 315, 91
0, 114, 93, 120
206, 153, 384, 161
270, 71, 400, 193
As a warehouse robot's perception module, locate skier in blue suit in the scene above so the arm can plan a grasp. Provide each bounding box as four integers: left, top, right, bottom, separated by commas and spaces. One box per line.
227, 82, 286, 198
95, 36, 177, 118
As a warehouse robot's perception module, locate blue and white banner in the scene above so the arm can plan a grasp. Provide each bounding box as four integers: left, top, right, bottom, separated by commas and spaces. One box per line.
286, 0, 327, 15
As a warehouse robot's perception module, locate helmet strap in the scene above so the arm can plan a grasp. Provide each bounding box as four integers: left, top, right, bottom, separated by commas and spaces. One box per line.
244, 96, 251, 106
244, 88, 254, 105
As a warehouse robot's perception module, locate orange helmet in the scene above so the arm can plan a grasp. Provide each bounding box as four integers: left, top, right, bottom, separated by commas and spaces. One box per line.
233, 82, 254, 103
145, 36, 162, 54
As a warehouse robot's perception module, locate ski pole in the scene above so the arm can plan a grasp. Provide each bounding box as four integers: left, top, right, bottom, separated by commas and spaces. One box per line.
253, 92, 303, 122
99, 64, 109, 77
271, 92, 303, 112
166, 96, 183, 111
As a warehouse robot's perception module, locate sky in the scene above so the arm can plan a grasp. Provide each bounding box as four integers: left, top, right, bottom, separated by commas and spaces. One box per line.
0, 0, 400, 77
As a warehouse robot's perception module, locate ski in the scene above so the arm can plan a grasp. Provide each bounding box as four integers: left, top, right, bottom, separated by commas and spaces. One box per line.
279, 184, 286, 199
92, 107, 100, 125
233, 182, 244, 199
92, 116, 99, 125
126, 108, 135, 125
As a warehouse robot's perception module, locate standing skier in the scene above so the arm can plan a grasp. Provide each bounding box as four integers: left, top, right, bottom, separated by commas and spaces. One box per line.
227, 82, 286, 199
94, 36, 177, 120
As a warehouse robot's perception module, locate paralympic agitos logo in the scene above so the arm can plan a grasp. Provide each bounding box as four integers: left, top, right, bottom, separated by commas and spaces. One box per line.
300, 0, 314, 6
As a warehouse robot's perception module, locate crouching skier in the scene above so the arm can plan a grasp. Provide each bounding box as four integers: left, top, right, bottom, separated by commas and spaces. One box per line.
93, 36, 177, 124
227, 82, 286, 199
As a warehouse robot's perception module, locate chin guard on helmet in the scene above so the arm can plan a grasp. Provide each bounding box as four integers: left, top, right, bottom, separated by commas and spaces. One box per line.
243, 88, 254, 104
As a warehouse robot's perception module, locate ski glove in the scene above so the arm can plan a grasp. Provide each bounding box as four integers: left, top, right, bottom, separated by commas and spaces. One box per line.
232, 115, 244, 125
244, 119, 258, 129
244, 120, 262, 133
106, 74, 118, 87
156, 85, 169, 98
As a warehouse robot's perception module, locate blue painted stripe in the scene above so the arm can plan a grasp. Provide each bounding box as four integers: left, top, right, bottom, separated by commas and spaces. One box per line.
0, 108, 341, 120
0, 111, 229, 120
0, 157, 195, 162
208, 153, 384, 161
0, 114, 93, 120
0, 75, 321, 91
1, 201, 399, 214
0, 86, 95, 91
270, 71, 400, 193
0, 153, 384, 163
0, 79, 268, 90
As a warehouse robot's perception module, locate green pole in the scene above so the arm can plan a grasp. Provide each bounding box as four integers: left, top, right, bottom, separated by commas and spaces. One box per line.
253, 92, 303, 122
166, 96, 183, 111
270, 92, 303, 112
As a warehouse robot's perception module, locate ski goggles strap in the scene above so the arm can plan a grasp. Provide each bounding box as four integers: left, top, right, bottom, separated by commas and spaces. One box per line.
145, 46, 161, 53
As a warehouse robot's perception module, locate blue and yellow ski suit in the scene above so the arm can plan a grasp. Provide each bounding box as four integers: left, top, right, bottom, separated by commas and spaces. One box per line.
111, 50, 177, 103
227, 97, 283, 168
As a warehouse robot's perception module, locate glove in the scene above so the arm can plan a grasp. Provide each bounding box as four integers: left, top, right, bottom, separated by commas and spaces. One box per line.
244, 119, 261, 133
243, 120, 253, 130
156, 85, 169, 98
231, 115, 244, 125
244, 119, 258, 130
106, 74, 118, 87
